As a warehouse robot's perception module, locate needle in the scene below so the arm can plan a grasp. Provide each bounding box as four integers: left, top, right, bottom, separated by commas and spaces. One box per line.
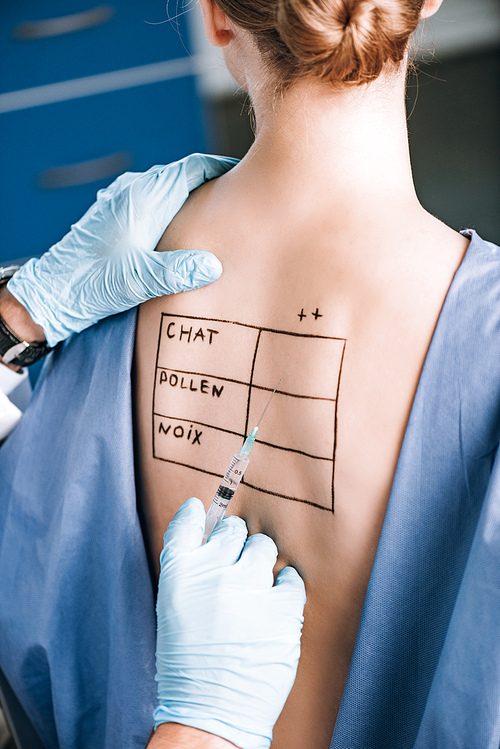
256, 375, 283, 427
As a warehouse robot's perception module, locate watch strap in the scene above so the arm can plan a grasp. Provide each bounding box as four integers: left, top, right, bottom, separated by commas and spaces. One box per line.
0, 276, 51, 367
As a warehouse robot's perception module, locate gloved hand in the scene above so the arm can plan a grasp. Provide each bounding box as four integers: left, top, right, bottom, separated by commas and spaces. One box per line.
154, 497, 306, 749
8, 153, 238, 347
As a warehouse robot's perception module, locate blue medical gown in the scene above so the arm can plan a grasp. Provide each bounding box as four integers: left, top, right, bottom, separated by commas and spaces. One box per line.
0, 229, 499, 749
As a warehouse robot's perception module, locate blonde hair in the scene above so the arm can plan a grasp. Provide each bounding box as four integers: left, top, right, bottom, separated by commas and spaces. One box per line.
215, 0, 425, 87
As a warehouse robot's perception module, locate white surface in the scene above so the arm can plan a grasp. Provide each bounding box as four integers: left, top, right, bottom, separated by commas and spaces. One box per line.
0, 389, 22, 441
0, 364, 31, 440
0, 362, 31, 410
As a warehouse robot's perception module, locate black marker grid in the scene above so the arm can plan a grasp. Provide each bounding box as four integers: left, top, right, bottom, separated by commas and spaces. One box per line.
152, 313, 346, 512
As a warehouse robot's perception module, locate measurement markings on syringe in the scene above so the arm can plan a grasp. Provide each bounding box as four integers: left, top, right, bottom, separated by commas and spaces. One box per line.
152, 313, 346, 512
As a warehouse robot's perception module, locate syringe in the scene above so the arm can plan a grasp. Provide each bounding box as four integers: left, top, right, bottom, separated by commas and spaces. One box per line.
202, 376, 282, 544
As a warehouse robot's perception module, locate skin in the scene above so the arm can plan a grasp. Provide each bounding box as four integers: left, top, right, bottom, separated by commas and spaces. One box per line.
148, 724, 235, 748
134, 1, 469, 747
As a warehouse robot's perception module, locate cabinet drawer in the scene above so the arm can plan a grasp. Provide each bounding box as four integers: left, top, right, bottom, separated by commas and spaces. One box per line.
0, 0, 193, 94
0, 76, 205, 262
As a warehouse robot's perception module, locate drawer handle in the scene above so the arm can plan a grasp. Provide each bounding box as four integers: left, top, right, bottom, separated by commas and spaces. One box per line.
38, 152, 134, 190
12, 6, 116, 40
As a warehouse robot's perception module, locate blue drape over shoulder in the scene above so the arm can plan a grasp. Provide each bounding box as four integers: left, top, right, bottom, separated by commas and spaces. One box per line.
0, 223, 499, 748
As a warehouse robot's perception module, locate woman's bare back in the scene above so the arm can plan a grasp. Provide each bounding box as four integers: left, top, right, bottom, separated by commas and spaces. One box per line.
133, 170, 468, 748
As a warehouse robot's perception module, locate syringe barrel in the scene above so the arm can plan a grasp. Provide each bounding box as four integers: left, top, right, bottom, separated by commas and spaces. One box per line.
219, 451, 250, 490
202, 451, 250, 543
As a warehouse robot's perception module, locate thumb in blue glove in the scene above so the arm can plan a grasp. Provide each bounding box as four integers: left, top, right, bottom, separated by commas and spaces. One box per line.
154, 497, 306, 749
8, 153, 238, 347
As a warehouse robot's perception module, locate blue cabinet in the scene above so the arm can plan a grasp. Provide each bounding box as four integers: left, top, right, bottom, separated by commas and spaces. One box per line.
0, 1, 206, 262
0, 2, 192, 91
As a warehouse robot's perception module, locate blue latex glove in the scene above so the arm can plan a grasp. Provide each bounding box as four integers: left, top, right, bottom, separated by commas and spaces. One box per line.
8, 153, 238, 347
154, 498, 306, 749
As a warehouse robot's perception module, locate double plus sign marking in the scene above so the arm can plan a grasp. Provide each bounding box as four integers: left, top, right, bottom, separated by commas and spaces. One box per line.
298, 308, 323, 321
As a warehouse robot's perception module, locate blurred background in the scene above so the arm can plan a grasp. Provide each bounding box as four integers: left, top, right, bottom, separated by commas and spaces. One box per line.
0, 0, 499, 269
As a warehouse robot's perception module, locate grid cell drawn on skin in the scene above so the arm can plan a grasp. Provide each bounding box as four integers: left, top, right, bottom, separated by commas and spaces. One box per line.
152, 313, 346, 512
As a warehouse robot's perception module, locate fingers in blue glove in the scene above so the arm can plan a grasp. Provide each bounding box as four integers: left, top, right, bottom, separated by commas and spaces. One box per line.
160, 499, 249, 567
161, 497, 205, 558
275, 566, 307, 607
152, 249, 223, 294
155, 499, 306, 749
235, 532, 278, 589
205, 514, 249, 565
8, 155, 234, 346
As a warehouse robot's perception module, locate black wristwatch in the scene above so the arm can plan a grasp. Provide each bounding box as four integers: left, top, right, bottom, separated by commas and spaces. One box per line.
0, 265, 52, 368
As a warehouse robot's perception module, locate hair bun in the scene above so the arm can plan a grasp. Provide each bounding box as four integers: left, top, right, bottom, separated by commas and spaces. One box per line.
276, 0, 423, 85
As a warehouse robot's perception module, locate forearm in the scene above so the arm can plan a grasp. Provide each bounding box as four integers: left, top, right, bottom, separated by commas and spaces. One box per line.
0, 286, 45, 343
0, 286, 45, 371
147, 723, 237, 749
